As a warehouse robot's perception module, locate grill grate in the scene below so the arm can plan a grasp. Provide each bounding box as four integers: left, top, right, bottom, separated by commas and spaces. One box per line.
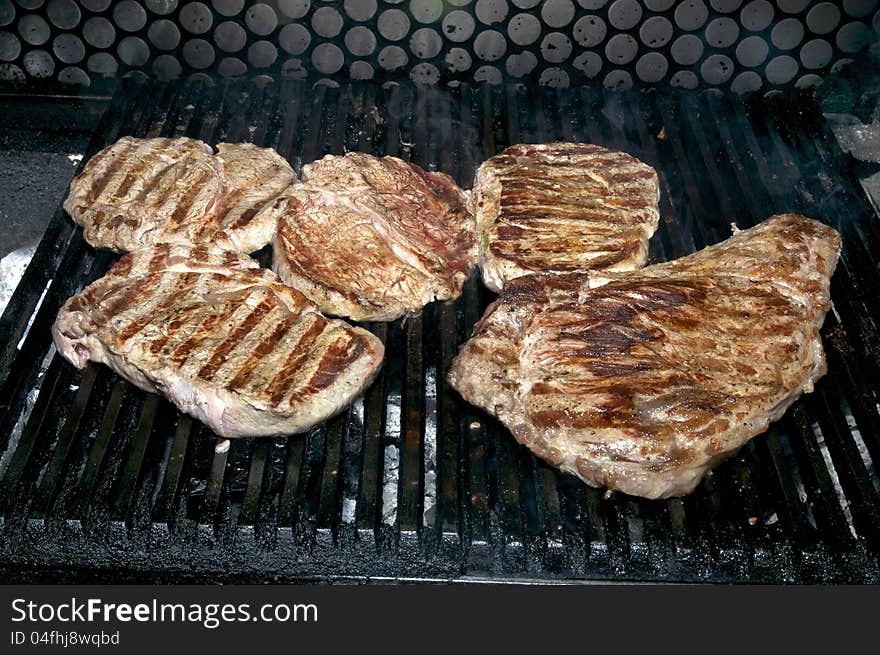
1, 77, 880, 583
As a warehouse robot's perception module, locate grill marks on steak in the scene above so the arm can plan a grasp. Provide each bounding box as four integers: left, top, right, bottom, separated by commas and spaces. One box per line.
473, 142, 661, 292
64, 137, 296, 253
449, 214, 841, 499
213, 142, 298, 252
272, 152, 478, 322
64, 137, 222, 251
52, 243, 384, 438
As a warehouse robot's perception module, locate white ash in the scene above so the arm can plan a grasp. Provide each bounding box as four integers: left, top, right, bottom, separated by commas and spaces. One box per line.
381, 392, 402, 526
381, 444, 399, 526
0, 242, 37, 316
341, 497, 357, 524
827, 114, 880, 164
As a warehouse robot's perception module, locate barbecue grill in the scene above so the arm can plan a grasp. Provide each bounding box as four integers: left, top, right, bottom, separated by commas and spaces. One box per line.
2, 0, 880, 584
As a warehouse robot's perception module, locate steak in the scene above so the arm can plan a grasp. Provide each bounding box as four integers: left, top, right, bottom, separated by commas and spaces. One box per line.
448, 214, 841, 499
63, 137, 296, 253
472, 142, 661, 292
272, 152, 477, 321
52, 243, 384, 438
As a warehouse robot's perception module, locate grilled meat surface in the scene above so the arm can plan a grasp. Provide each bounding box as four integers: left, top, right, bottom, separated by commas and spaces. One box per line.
272, 152, 477, 321
52, 244, 384, 438
449, 214, 841, 499
64, 137, 296, 253
472, 142, 661, 292
213, 142, 300, 252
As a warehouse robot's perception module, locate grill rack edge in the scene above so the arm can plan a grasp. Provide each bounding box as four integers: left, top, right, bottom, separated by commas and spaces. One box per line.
1, 77, 879, 583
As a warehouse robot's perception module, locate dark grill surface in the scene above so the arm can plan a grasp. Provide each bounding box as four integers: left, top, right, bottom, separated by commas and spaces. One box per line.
2, 77, 880, 583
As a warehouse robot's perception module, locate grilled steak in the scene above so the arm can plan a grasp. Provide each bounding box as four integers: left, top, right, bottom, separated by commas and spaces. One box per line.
449, 214, 841, 499
63, 137, 296, 253
272, 152, 477, 321
472, 142, 661, 292
52, 244, 384, 438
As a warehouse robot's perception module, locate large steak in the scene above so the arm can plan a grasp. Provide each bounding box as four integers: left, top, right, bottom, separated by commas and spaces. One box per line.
448, 214, 841, 499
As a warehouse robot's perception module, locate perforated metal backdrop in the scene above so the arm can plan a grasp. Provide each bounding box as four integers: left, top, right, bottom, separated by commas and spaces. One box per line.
0, 1, 878, 92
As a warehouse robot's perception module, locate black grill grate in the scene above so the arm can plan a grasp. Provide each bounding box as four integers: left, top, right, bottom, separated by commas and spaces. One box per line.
1, 76, 880, 583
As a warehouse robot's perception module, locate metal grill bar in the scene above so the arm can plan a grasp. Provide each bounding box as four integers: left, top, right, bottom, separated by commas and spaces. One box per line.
276, 436, 305, 529
73, 379, 127, 517
429, 87, 463, 550
357, 324, 385, 536
152, 415, 194, 525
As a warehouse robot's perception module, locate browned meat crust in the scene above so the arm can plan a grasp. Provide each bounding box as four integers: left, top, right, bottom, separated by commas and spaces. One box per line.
472, 142, 661, 291
63, 137, 296, 253
449, 214, 841, 499
272, 152, 478, 321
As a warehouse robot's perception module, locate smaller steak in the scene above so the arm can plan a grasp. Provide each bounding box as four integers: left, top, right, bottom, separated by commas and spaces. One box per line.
213, 142, 299, 252
272, 152, 477, 321
64, 137, 296, 253
52, 244, 384, 438
472, 142, 661, 292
